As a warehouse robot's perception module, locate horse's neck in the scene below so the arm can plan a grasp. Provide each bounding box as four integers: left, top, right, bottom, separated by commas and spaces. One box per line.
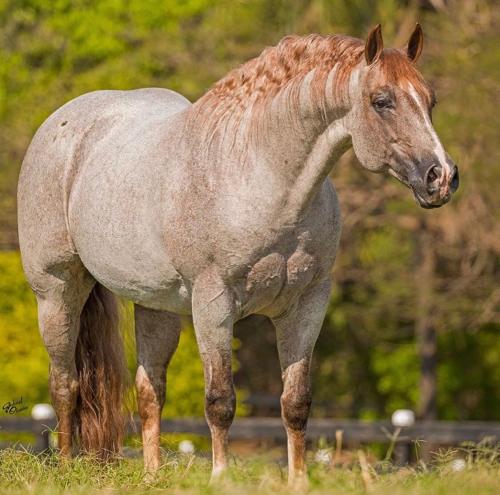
202, 72, 353, 222
282, 118, 351, 216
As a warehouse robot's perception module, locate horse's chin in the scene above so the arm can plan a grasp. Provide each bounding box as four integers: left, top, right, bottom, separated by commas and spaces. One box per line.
413, 192, 446, 209
414, 195, 443, 209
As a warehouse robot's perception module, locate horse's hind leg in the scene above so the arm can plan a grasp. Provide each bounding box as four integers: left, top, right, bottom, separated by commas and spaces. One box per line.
135, 305, 181, 473
272, 279, 331, 488
35, 266, 95, 457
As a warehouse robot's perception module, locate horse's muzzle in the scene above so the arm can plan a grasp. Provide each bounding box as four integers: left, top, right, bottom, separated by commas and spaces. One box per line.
413, 163, 459, 209
409, 157, 459, 209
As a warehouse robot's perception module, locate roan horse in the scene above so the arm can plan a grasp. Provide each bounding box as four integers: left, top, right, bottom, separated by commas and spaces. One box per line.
18, 24, 458, 485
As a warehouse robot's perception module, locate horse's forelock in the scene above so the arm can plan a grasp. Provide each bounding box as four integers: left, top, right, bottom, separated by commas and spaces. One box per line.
375, 48, 433, 106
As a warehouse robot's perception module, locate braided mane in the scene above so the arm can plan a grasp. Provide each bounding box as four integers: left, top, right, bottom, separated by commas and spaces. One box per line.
199, 34, 364, 109
187, 33, 432, 151
187, 34, 364, 150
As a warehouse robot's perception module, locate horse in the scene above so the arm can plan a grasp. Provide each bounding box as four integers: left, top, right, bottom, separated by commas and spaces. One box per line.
18, 23, 458, 485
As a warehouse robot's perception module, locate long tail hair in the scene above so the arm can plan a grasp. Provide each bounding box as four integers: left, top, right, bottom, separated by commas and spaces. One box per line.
73, 283, 128, 459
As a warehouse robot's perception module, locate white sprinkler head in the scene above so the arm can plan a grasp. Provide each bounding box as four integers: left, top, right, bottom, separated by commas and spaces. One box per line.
314, 449, 332, 465
31, 403, 56, 421
391, 409, 415, 427
451, 459, 466, 472
178, 439, 195, 455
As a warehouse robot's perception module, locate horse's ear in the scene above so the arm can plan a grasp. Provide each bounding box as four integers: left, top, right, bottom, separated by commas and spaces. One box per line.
407, 23, 424, 62
365, 24, 384, 65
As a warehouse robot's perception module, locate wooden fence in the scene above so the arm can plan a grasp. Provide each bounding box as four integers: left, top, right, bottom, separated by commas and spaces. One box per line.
1, 416, 499, 453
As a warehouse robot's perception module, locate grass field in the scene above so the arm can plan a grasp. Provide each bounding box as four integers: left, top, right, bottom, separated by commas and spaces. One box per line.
0, 444, 499, 495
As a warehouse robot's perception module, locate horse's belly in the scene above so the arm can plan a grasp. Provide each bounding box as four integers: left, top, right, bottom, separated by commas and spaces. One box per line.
88, 266, 192, 314
105, 278, 192, 314
73, 232, 192, 313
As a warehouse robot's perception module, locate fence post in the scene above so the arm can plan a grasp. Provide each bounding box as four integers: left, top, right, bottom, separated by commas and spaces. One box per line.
31, 404, 56, 453
391, 409, 415, 465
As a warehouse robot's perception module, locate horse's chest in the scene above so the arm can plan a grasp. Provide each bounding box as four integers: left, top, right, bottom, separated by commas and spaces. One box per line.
240, 241, 318, 317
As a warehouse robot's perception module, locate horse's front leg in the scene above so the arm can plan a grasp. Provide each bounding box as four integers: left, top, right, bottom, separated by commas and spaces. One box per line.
272, 279, 331, 487
135, 306, 181, 474
192, 269, 236, 481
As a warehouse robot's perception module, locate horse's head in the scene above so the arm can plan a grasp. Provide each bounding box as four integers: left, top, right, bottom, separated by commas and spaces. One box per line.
348, 24, 459, 208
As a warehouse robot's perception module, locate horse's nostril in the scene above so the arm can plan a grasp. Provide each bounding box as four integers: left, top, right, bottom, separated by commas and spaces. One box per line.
428, 167, 438, 182
425, 164, 441, 194
450, 166, 459, 193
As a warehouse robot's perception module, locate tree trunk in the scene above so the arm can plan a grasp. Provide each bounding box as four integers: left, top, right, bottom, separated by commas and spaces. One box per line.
416, 228, 438, 421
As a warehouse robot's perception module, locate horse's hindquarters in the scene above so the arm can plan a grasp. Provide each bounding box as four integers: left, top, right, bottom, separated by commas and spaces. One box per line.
18, 88, 193, 313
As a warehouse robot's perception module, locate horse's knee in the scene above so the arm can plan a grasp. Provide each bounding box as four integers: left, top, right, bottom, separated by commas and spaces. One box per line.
280, 359, 312, 432
281, 388, 311, 431
281, 360, 312, 431
205, 387, 235, 429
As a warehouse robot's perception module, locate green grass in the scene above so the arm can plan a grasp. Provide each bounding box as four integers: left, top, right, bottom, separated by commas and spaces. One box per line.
0, 444, 499, 495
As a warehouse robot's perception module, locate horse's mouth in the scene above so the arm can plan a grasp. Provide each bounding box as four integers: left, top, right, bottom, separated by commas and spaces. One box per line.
388, 167, 446, 209
413, 193, 444, 209
388, 167, 411, 189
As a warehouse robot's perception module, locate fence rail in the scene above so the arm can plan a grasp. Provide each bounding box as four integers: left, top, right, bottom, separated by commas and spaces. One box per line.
1, 416, 499, 452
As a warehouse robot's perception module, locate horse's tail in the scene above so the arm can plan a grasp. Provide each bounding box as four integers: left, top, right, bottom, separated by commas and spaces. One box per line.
73, 283, 128, 459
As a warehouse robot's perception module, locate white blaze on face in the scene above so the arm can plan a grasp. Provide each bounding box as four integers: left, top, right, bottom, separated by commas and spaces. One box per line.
408, 84, 453, 183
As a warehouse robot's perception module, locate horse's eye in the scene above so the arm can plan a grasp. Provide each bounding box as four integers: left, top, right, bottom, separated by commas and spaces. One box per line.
372, 97, 393, 112
429, 98, 437, 121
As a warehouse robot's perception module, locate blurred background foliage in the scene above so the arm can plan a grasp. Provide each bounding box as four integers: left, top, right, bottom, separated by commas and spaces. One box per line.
0, 0, 498, 421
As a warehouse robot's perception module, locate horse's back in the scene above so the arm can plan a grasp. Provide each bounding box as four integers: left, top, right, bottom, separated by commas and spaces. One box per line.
18, 88, 190, 289
55, 88, 190, 128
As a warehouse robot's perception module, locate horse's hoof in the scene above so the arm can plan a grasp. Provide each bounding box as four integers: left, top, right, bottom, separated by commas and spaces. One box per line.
209, 465, 229, 485
143, 469, 159, 484
288, 473, 309, 492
